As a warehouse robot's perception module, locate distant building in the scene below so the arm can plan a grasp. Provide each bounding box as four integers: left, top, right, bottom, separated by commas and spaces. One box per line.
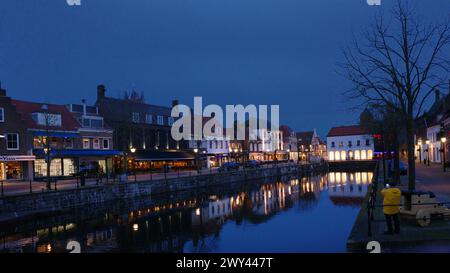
280, 125, 298, 161
95, 85, 193, 171
326, 125, 374, 161
248, 127, 283, 161
415, 88, 450, 164
0, 88, 35, 181
296, 129, 326, 163
66, 100, 122, 176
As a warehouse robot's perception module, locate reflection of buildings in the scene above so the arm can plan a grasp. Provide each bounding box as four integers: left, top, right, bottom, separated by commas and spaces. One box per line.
0, 173, 370, 253
327, 172, 372, 205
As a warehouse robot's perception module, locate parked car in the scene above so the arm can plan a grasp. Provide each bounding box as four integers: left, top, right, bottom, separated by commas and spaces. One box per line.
244, 160, 260, 169
218, 162, 240, 172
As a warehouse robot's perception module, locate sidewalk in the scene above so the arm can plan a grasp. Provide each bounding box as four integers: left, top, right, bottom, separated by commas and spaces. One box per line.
407, 161, 450, 202
347, 161, 450, 252
0, 167, 220, 197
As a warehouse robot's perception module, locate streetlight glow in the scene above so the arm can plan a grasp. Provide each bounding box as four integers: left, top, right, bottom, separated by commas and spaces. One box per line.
130, 147, 136, 153
441, 137, 447, 143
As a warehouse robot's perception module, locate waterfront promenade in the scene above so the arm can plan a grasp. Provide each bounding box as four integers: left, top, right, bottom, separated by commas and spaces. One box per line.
347, 160, 450, 252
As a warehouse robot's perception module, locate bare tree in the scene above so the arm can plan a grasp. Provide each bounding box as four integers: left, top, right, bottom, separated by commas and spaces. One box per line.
340, 1, 450, 190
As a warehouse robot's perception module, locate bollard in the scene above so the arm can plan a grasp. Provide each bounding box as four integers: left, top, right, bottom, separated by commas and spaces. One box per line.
29, 180, 32, 194
1, 180, 3, 197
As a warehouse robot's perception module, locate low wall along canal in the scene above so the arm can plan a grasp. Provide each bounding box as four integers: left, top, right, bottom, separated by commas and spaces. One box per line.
0, 163, 326, 224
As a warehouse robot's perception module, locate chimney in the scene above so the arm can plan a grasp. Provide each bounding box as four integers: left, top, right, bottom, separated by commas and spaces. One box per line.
97, 84, 106, 99
81, 99, 87, 115
172, 99, 179, 108
0, 81, 5, 97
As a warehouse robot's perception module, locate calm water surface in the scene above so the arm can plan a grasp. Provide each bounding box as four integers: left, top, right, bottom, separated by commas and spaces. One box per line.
0, 172, 372, 253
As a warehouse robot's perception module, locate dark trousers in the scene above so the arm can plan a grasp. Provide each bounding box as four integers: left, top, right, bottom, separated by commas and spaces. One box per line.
385, 213, 400, 234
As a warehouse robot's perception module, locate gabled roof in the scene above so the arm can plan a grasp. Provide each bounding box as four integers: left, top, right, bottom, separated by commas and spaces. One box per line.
326, 125, 369, 137
296, 131, 314, 146
11, 100, 80, 132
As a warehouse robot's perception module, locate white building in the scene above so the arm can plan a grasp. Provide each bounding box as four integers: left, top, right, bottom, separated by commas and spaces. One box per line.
248, 128, 284, 161
426, 123, 445, 163
326, 125, 374, 161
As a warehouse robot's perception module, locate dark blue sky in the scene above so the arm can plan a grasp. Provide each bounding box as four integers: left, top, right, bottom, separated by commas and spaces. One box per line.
0, 0, 449, 136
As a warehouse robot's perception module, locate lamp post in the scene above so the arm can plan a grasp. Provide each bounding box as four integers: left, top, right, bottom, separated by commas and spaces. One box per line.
425, 140, 430, 166
193, 148, 199, 174
130, 147, 136, 181
441, 137, 447, 172
287, 149, 290, 161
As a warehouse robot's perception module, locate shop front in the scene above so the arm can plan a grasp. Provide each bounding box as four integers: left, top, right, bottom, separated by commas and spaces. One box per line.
33, 149, 122, 179
0, 155, 35, 181
206, 153, 229, 168
120, 150, 196, 173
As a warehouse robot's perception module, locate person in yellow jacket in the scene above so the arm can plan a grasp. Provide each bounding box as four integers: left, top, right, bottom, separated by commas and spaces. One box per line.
381, 183, 401, 235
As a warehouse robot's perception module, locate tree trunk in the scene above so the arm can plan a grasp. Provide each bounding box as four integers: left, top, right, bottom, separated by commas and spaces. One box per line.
393, 132, 400, 184
406, 117, 416, 191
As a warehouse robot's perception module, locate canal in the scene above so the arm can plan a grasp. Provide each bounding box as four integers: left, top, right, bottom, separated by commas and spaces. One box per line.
0, 171, 372, 253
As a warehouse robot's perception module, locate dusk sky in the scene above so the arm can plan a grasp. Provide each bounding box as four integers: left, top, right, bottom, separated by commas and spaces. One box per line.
1, 0, 449, 136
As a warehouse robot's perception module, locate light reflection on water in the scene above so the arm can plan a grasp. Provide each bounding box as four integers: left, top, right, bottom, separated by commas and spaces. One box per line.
0, 172, 371, 253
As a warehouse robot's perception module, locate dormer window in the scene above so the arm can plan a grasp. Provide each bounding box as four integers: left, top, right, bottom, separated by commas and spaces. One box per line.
132, 112, 140, 123
32, 112, 62, 127
145, 114, 153, 124
157, 115, 164, 125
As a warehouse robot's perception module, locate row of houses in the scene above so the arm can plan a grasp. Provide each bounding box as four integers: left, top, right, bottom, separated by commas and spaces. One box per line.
414, 89, 450, 164
0, 84, 330, 182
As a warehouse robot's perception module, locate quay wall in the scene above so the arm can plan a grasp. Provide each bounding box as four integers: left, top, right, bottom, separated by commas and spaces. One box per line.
0, 163, 326, 222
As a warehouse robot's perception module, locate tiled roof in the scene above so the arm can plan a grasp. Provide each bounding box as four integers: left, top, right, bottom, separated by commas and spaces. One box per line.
11, 99, 80, 132
96, 96, 172, 123
326, 125, 369, 137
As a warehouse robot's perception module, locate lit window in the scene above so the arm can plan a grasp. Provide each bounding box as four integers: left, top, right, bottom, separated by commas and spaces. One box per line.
0, 107, 4, 122
6, 133, 19, 150
361, 150, 367, 160
83, 138, 90, 149
93, 138, 100, 149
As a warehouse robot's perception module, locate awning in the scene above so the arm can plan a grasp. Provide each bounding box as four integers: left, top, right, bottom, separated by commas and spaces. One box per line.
134, 150, 196, 161
33, 131, 79, 138
0, 155, 36, 162
34, 149, 123, 157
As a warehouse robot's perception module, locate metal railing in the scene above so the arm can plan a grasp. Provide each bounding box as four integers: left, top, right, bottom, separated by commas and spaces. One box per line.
0, 161, 323, 198
367, 162, 379, 236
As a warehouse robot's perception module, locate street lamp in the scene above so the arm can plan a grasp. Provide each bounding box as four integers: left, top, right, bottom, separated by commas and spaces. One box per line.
441, 137, 447, 172
425, 139, 430, 166
130, 147, 136, 181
